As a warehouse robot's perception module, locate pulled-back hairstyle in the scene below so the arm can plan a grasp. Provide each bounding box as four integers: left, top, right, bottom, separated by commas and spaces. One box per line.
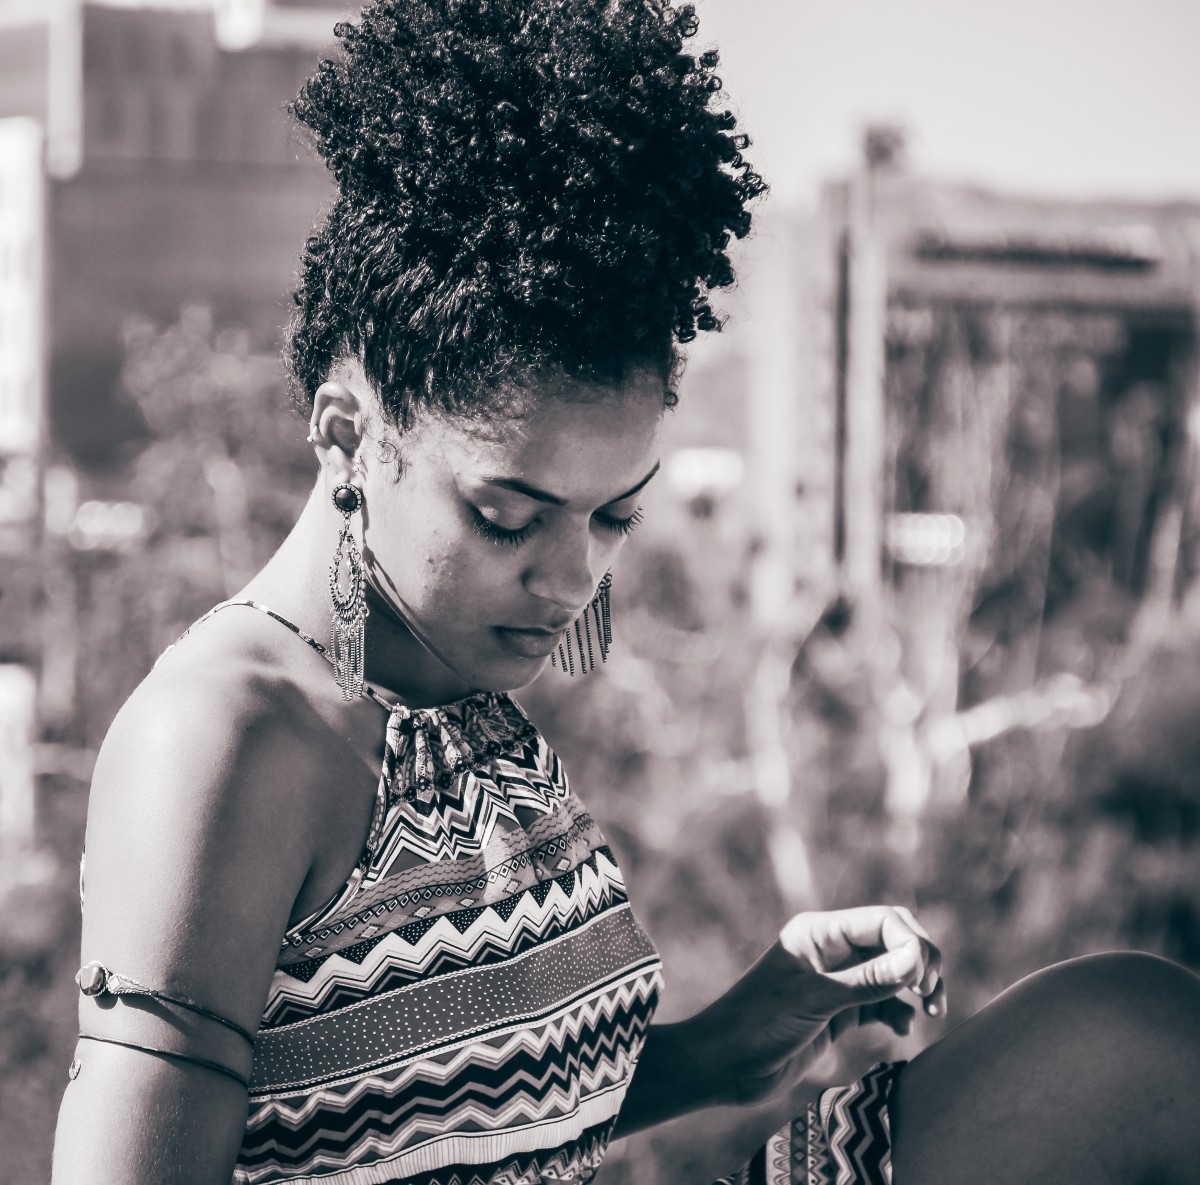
287, 0, 765, 425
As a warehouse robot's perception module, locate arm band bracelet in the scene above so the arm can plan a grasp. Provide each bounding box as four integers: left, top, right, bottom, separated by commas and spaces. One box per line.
76, 1033, 250, 1089
75, 961, 256, 1049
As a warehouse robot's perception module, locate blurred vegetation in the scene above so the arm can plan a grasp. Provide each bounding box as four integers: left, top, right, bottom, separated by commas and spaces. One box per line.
3, 303, 1200, 1184
0, 309, 313, 1185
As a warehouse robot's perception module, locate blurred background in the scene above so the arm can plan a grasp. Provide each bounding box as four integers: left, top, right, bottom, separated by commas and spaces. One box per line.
1, 1, 1199, 1182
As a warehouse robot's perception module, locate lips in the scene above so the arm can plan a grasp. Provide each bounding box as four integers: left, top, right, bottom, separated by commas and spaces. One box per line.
493, 625, 567, 659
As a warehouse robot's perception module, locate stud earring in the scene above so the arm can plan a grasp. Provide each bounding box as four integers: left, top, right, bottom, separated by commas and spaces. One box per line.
551, 572, 613, 676
329, 482, 367, 699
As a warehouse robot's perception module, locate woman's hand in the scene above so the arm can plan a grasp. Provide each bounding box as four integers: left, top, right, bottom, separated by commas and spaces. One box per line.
688, 906, 945, 1106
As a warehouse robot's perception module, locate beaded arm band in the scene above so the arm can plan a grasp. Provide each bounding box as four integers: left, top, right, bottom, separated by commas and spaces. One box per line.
73, 961, 254, 1090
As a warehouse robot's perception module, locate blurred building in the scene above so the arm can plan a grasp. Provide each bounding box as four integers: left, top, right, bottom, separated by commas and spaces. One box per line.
822, 131, 1196, 598
665, 130, 1200, 846
0, 0, 346, 468
769, 130, 1200, 819
0, 0, 345, 881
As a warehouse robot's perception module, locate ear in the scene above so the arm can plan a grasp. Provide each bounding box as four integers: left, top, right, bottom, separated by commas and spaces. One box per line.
309, 381, 365, 483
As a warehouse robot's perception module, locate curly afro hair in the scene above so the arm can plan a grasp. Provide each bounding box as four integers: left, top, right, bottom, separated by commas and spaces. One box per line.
288, 0, 765, 426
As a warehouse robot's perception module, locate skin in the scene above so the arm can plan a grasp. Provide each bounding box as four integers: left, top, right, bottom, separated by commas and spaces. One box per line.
52, 364, 1200, 1184
317, 367, 669, 703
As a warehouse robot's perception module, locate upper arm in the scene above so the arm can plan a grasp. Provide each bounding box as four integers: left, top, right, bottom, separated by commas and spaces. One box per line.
53, 668, 316, 1185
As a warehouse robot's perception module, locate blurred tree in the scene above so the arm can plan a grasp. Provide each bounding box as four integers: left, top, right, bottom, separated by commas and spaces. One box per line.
789, 300, 1200, 1047
7, 304, 1200, 1185
0, 308, 313, 1185
74, 306, 314, 745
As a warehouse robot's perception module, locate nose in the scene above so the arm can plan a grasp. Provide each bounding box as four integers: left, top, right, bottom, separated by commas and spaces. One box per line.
523, 529, 604, 618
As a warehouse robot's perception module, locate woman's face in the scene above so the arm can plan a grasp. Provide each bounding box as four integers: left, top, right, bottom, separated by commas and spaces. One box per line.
357, 374, 665, 698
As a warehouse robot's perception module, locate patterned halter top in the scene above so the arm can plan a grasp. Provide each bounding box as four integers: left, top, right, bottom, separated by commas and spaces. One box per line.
173, 602, 665, 1185
93, 600, 900, 1185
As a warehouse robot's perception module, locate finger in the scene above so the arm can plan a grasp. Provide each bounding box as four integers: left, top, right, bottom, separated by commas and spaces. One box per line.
780, 907, 925, 976
828, 907, 929, 973
823, 938, 927, 1003
914, 949, 943, 1002
923, 975, 948, 1019
779, 907, 938, 1011
893, 907, 944, 998
835, 905, 941, 1002
892, 905, 933, 944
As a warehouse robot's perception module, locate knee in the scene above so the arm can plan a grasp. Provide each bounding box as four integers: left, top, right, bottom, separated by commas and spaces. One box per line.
906, 951, 1200, 1113
1020, 951, 1199, 1018
894, 953, 1200, 1185
1009, 951, 1200, 1070
1065, 949, 1199, 996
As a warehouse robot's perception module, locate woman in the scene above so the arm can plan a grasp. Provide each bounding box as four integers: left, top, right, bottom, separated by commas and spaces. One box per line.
53, 1, 1200, 1183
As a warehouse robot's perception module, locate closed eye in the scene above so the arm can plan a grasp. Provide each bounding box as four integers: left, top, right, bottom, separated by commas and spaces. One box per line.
469, 506, 535, 546
595, 507, 644, 536
468, 505, 645, 546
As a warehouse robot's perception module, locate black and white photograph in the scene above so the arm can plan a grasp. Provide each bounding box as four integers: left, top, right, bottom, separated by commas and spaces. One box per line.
1, 1, 1199, 1182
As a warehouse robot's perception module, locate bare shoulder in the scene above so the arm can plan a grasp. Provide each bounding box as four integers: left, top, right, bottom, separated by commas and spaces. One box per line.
57, 612, 382, 1183
92, 617, 323, 839
81, 627, 326, 1031
64, 657, 303, 1175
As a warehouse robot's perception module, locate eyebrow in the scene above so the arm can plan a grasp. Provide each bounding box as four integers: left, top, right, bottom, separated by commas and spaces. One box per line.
483, 462, 661, 507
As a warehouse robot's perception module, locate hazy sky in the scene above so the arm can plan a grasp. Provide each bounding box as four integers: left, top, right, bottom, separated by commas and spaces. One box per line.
692, 0, 1200, 211
87, 0, 1199, 209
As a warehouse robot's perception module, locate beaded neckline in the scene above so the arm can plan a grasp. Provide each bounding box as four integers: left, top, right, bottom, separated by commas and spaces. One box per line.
162, 599, 538, 810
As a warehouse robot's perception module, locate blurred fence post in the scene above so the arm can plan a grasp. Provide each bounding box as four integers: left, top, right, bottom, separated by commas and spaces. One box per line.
0, 664, 37, 847
839, 171, 887, 637
737, 209, 825, 909
204, 451, 253, 597
1170, 263, 1200, 633
744, 639, 817, 911
1132, 311, 1200, 651
46, 0, 83, 179
0, 662, 53, 897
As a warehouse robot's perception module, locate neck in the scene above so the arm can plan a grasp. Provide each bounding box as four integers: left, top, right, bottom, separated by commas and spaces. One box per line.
240, 482, 479, 708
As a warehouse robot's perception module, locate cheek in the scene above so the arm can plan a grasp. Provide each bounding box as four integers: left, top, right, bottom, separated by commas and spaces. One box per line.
399, 521, 516, 621
417, 547, 471, 603
363, 484, 523, 627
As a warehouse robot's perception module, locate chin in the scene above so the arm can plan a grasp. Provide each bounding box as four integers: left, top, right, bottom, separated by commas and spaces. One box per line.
479, 654, 553, 693
441, 646, 550, 695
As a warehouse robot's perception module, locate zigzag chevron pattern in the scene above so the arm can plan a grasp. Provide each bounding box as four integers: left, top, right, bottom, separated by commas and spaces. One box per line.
369, 741, 570, 870
232, 669, 903, 1185
264, 850, 632, 1027
234, 720, 665, 1185
823, 1063, 897, 1185
251, 975, 660, 1131
248, 921, 660, 1095
288, 1123, 615, 1185
710, 1064, 901, 1185
241, 981, 659, 1180
277, 803, 601, 963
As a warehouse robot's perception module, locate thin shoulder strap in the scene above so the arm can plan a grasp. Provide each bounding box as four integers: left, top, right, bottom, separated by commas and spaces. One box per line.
160, 599, 396, 712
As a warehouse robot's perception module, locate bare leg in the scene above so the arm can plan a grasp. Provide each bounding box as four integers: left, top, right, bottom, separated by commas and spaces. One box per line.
890, 952, 1200, 1185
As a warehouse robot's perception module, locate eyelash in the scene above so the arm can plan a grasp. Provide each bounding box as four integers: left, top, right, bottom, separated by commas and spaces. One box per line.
469, 507, 644, 547
470, 514, 533, 547
601, 507, 644, 537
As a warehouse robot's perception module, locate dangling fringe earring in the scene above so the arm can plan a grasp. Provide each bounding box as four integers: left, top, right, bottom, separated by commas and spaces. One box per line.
329, 483, 367, 699
552, 572, 613, 676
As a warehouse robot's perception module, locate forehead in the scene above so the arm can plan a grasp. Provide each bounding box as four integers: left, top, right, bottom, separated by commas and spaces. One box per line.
414, 380, 665, 501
